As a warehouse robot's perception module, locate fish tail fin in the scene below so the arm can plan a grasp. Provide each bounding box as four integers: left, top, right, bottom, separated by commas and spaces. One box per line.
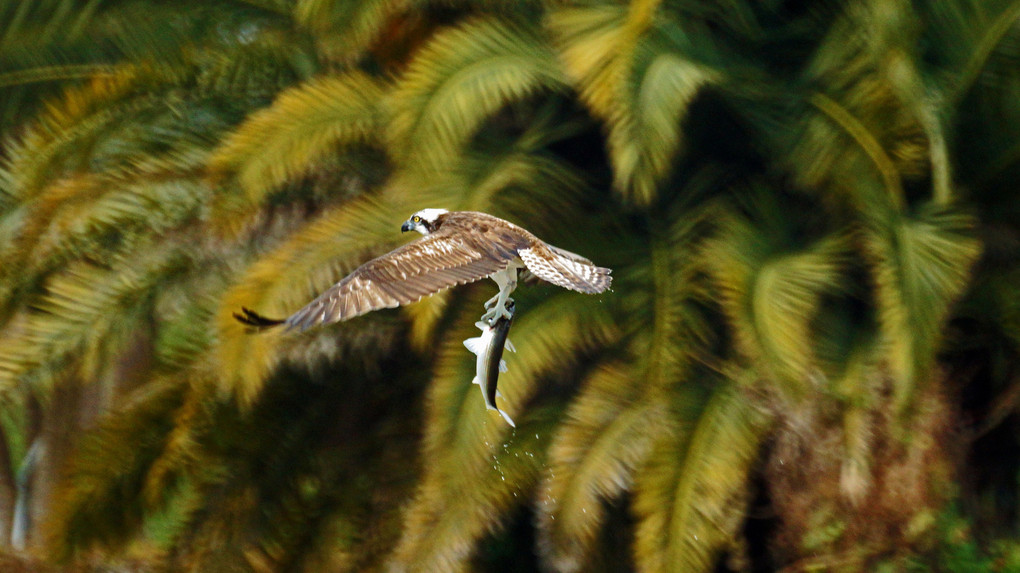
497, 408, 516, 427
484, 394, 516, 427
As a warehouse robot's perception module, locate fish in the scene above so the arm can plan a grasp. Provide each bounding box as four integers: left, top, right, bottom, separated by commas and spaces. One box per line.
463, 299, 517, 427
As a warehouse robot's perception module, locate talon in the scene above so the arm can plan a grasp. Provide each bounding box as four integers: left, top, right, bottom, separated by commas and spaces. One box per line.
480, 297, 514, 324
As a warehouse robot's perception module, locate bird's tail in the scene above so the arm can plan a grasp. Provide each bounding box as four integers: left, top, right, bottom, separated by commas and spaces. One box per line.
234, 307, 285, 331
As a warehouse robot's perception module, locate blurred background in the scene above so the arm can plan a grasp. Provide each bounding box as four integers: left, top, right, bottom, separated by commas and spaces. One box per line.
0, 0, 1019, 571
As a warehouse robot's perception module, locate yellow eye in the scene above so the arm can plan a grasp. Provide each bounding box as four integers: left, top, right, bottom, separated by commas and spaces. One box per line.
412, 216, 421, 223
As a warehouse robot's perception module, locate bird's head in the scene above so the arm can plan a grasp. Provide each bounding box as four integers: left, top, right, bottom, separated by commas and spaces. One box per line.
401, 208, 449, 235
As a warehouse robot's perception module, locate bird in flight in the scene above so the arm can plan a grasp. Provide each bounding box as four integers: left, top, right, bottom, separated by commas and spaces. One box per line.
234, 209, 612, 331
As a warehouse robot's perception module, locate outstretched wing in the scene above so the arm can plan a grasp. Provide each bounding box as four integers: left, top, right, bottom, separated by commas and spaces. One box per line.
244, 226, 522, 331
518, 244, 612, 294
547, 244, 594, 265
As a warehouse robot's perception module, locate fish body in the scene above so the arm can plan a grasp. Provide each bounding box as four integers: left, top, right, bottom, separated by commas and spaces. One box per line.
463, 300, 517, 426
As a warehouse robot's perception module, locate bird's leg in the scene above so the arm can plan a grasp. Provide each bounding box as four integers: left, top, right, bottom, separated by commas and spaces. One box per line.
481, 268, 517, 323
483, 292, 500, 309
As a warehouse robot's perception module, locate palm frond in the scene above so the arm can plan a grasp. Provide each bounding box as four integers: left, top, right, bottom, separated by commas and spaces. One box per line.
702, 204, 848, 397
141, 373, 211, 509
0, 63, 117, 89
152, 264, 236, 370
2, 165, 209, 285
3, 8, 311, 198
484, 151, 590, 235
533, 195, 721, 570
295, 0, 412, 61
1, 66, 143, 197
650, 201, 718, 371
536, 362, 663, 572
548, 1, 719, 204
632, 375, 772, 573
155, 356, 424, 572
208, 72, 389, 202
43, 375, 190, 562
0, 147, 217, 328
927, 0, 1020, 191
387, 16, 566, 176
787, 5, 938, 209
399, 93, 590, 220
408, 134, 588, 219
939, 0, 1020, 106
806, 93, 906, 210
865, 203, 980, 410
0, 246, 187, 395
390, 425, 551, 572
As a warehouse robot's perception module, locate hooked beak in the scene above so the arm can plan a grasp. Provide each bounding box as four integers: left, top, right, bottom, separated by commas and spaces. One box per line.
401, 220, 413, 233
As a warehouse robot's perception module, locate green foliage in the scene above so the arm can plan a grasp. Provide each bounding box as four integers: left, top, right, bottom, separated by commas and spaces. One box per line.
208, 72, 389, 201
703, 197, 849, 398
388, 15, 566, 177
548, 0, 720, 204
537, 362, 658, 571
0, 0, 1016, 571
633, 377, 772, 573
905, 505, 1020, 573
866, 204, 981, 410
44, 377, 189, 562
295, 0, 411, 61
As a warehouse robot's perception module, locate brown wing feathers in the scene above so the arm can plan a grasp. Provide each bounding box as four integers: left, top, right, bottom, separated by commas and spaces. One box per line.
233, 211, 612, 332
239, 224, 518, 331
518, 245, 612, 294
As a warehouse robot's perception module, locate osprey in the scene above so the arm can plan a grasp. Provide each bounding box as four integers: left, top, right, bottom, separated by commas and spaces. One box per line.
235, 209, 612, 330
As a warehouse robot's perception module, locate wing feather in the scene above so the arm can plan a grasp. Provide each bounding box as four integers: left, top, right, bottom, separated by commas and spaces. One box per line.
547, 244, 593, 265
282, 224, 522, 330
236, 211, 612, 332
372, 280, 404, 306
519, 245, 612, 294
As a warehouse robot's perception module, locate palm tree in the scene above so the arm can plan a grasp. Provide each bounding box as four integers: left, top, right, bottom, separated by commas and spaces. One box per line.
0, 0, 1018, 571
0, 0, 321, 556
